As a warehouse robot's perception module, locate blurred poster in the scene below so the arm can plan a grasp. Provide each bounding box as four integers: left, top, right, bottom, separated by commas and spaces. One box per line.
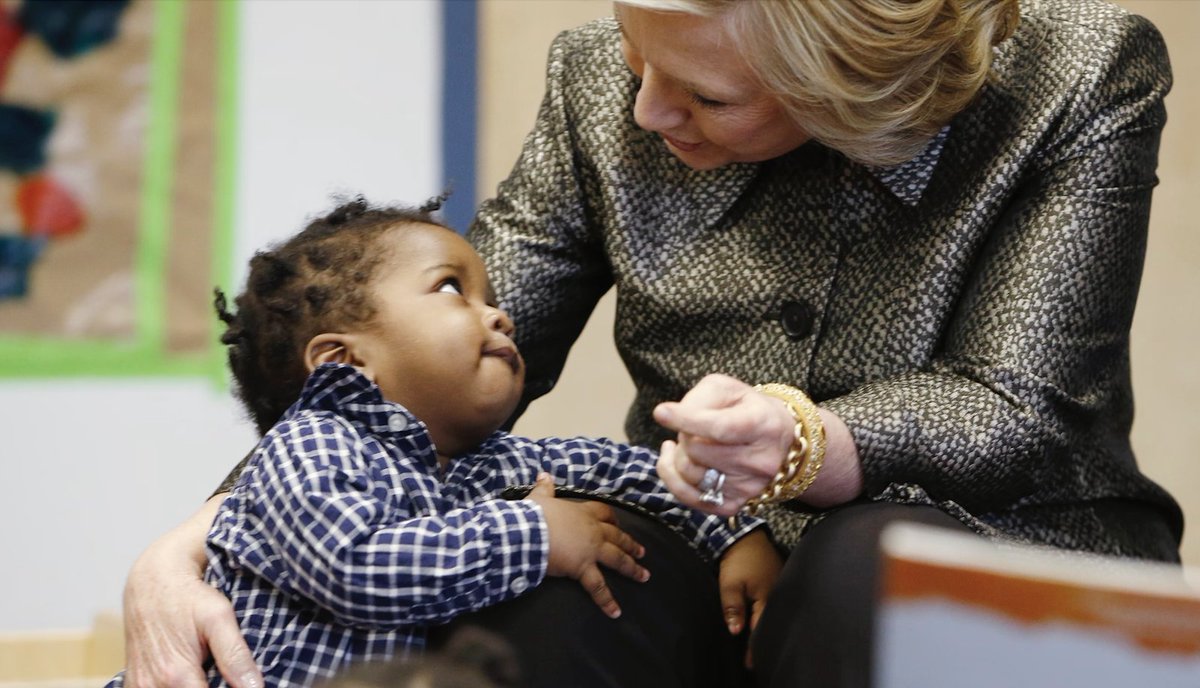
0, 0, 230, 376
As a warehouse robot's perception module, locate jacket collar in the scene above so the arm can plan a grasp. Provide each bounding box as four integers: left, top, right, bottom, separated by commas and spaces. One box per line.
633, 122, 950, 233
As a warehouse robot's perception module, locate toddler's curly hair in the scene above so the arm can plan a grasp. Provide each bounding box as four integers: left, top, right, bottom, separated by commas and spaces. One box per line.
214, 194, 450, 434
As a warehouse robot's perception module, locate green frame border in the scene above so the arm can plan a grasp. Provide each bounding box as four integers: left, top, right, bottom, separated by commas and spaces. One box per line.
0, 0, 238, 383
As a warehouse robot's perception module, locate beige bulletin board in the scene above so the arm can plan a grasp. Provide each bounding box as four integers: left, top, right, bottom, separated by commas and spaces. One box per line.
0, 0, 235, 379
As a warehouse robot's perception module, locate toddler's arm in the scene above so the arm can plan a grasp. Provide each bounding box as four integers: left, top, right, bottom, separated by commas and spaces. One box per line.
527, 436, 765, 561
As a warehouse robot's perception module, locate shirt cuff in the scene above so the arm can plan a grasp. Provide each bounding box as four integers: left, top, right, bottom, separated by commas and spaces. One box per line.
476, 498, 549, 601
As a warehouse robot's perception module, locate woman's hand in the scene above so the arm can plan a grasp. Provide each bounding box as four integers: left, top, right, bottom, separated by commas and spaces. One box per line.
654, 373, 863, 516
653, 374, 795, 516
122, 496, 262, 688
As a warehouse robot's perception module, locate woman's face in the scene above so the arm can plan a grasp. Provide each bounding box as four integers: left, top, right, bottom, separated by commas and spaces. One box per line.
616, 4, 810, 170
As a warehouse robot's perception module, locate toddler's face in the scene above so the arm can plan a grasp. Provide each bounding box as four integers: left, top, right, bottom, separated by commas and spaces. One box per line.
357, 223, 524, 457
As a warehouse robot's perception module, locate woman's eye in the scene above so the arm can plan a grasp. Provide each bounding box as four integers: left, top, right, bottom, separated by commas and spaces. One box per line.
436, 279, 463, 296
689, 92, 726, 109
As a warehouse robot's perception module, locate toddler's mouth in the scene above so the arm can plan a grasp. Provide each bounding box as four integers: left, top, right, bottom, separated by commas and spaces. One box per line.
483, 344, 522, 372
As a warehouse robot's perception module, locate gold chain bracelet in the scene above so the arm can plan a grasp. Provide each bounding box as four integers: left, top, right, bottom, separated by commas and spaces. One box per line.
742, 383, 826, 516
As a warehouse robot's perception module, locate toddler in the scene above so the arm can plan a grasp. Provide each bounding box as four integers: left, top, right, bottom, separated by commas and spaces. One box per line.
108, 197, 775, 686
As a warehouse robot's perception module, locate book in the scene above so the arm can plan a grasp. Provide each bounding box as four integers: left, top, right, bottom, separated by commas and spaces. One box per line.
875, 522, 1200, 687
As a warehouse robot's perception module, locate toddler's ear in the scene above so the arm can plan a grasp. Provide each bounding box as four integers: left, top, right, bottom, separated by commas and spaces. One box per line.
305, 333, 360, 373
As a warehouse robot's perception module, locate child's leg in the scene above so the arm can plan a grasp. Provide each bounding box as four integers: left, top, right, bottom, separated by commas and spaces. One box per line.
430, 504, 748, 688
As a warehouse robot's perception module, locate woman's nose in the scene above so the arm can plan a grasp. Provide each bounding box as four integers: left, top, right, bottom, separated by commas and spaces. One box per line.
633, 65, 688, 133
485, 307, 515, 336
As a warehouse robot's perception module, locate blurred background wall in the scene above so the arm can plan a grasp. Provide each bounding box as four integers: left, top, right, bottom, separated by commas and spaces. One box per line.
0, 0, 1195, 635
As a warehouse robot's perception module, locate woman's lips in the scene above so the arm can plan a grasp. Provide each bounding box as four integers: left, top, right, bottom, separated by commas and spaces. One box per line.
661, 133, 701, 152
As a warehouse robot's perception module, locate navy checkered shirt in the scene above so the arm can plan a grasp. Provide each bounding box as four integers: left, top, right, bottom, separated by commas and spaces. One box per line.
108, 363, 761, 687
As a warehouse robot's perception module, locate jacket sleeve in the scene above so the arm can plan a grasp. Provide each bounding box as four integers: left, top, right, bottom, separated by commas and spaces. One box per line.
210, 414, 549, 629
468, 27, 613, 414
822, 14, 1173, 515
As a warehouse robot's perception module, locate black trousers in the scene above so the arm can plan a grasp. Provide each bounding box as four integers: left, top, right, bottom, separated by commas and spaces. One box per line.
430, 505, 749, 688
751, 502, 974, 688
433, 501, 971, 688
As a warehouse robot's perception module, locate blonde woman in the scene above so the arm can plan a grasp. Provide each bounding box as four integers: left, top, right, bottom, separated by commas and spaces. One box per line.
122, 1, 1181, 687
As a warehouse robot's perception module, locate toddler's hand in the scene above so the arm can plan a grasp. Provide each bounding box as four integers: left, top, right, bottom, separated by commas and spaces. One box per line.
718, 528, 782, 667
526, 473, 649, 618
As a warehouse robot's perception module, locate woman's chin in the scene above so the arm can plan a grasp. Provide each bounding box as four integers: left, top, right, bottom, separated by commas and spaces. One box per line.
669, 148, 726, 171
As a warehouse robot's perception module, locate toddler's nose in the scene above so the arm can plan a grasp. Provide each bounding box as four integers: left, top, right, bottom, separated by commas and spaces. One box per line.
486, 307, 515, 336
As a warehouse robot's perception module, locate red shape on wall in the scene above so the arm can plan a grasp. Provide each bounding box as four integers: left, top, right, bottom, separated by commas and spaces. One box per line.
0, 5, 24, 90
17, 174, 86, 238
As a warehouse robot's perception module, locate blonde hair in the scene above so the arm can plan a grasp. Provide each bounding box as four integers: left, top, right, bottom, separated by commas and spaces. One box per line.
617, 0, 1020, 166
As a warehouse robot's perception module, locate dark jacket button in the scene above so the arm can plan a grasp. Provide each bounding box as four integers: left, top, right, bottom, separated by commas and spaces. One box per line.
779, 300, 814, 340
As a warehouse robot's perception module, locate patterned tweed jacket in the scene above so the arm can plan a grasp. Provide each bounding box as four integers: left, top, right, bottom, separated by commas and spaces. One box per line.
468, 0, 1183, 560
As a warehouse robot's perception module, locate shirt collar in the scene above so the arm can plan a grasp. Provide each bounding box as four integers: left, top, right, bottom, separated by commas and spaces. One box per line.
290, 363, 429, 443
863, 125, 950, 207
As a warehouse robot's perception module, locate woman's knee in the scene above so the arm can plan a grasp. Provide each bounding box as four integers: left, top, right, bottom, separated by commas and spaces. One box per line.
750, 503, 972, 688
433, 506, 745, 688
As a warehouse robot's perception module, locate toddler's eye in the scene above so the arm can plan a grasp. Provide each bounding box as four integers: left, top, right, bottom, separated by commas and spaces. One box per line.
436, 278, 463, 296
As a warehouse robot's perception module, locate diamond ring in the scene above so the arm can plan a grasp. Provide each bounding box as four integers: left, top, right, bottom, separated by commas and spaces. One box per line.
698, 468, 726, 506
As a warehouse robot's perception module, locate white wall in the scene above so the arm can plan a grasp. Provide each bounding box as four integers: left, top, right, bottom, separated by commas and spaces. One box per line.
0, 0, 442, 632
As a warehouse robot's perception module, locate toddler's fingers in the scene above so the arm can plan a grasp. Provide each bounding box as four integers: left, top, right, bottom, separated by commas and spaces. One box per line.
577, 566, 621, 619
719, 578, 747, 636
578, 499, 617, 524
749, 595, 768, 633
600, 521, 645, 559
526, 472, 555, 499
596, 538, 650, 583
